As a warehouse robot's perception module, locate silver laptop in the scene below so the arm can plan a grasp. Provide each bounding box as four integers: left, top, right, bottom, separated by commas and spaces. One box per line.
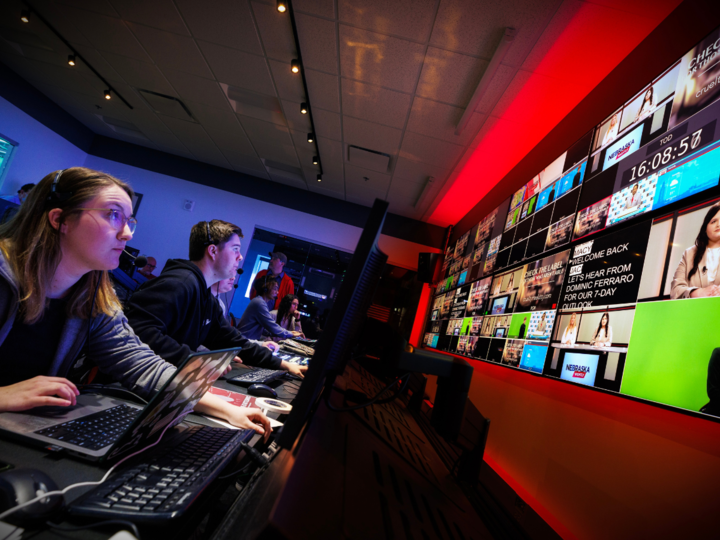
0, 348, 239, 462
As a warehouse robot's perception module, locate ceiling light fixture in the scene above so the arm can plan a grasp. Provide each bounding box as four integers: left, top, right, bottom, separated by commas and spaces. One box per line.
300, 102, 308, 114
307, 133, 314, 143
277, 0, 287, 13
104, 89, 112, 100
20, 9, 30, 23
291, 59, 300, 74
67, 55, 76, 66
317, 174, 322, 182
312, 155, 319, 165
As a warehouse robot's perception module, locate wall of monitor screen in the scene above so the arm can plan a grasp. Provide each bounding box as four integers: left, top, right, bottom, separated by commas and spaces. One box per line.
423, 25, 720, 421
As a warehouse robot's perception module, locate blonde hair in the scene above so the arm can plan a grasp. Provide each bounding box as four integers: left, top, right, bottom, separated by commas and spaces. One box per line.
0, 167, 133, 324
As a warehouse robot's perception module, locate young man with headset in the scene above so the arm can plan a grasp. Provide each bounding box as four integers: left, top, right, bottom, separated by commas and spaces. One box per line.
125, 220, 306, 377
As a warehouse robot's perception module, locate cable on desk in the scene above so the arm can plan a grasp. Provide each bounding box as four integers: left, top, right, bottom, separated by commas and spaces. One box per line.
325, 373, 410, 412
0, 412, 185, 522
47, 519, 141, 540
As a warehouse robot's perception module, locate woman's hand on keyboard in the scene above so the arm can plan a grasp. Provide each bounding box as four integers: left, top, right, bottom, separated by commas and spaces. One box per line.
0, 376, 79, 411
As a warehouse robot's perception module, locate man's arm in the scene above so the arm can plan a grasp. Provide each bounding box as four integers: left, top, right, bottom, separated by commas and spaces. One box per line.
125, 278, 196, 366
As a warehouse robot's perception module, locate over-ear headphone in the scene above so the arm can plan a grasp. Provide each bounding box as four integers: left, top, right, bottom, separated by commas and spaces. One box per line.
205, 221, 214, 246
46, 169, 73, 208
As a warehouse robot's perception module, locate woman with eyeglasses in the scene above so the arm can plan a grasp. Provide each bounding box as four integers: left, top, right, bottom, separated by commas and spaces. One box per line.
0, 168, 271, 438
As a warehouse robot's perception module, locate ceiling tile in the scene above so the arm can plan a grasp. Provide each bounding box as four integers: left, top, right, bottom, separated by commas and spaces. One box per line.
337, 0, 436, 42
238, 116, 298, 166
21, 0, 92, 45
345, 184, 387, 207
109, 0, 190, 35
343, 116, 401, 155
70, 43, 125, 83
341, 79, 412, 129
126, 22, 213, 78
295, 13, 338, 75
473, 63, 517, 115
61, 6, 150, 62
308, 177, 344, 198
339, 25, 425, 94
293, 0, 336, 19
268, 59, 306, 102
8, 57, 106, 99
252, 1, 298, 62
57, 0, 120, 17
163, 69, 230, 111
316, 136, 344, 181
268, 171, 308, 189
417, 47, 488, 107
399, 132, 464, 168
227, 91, 287, 127
312, 108, 342, 141
406, 97, 486, 145
232, 155, 271, 179
186, 101, 257, 157
386, 180, 426, 217
305, 69, 340, 113
175, 0, 263, 55
344, 162, 391, 193
282, 99, 313, 132
99, 50, 177, 95
158, 115, 231, 168
198, 40, 276, 96
520, 0, 582, 75
392, 156, 450, 185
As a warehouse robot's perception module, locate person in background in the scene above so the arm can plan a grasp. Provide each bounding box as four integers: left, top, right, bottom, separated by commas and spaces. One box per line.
602, 112, 620, 147
670, 202, 720, 299
0, 168, 270, 437
561, 313, 578, 345
1, 183, 35, 205
634, 87, 656, 122
250, 252, 294, 311
518, 316, 527, 339
624, 183, 641, 210
590, 312, 613, 347
238, 276, 303, 345
137, 256, 157, 279
125, 220, 304, 377
271, 294, 304, 341
211, 275, 235, 320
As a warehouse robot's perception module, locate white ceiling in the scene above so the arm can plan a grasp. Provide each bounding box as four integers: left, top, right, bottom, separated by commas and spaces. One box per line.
0, 0, 577, 220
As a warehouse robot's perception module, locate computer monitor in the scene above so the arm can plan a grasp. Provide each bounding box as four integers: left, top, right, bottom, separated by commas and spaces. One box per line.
277, 199, 390, 449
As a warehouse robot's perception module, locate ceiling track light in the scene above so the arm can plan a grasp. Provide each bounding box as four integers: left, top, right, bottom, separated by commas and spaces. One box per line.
307, 133, 314, 143
277, 0, 287, 13
291, 59, 300, 74
104, 89, 112, 100
67, 55, 76, 66
317, 174, 322, 182
300, 102, 308, 114
20, 9, 30, 23
312, 155, 319, 165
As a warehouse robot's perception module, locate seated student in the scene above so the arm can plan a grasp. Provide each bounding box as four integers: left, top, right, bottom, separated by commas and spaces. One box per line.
125, 221, 306, 377
0, 168, 270, 438
238, 277, 302, 342
137, 256, 158, 280
270, 294, 304, 341
211, 276, 235, 321
250, 252, 293, 310
1, 183, 35, 205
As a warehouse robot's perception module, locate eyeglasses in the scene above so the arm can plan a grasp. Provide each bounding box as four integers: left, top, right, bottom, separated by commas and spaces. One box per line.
77, 208, 137, 234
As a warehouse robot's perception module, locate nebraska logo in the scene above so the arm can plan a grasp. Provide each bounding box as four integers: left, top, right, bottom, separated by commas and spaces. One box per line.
609, 140, 634, 161
566, 364, 591, 379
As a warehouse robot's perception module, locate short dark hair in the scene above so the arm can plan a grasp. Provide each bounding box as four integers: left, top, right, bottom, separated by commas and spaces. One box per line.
253, 274, 279, 296
19, 183, 35, 193
188, 219, 243, 261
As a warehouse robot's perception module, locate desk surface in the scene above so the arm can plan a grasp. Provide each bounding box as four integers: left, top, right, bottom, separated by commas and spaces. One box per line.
0, 365, 299, 540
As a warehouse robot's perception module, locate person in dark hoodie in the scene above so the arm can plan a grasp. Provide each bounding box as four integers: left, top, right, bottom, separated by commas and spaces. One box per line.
125, 219, 306, 377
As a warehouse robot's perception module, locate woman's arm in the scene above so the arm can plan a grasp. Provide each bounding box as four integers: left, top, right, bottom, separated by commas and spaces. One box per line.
670, 248, 696, 299
0, 377, 79, 412
194, 393, 271, 441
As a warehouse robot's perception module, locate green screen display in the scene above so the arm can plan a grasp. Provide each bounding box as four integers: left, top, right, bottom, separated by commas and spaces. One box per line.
621, 297, 720, 412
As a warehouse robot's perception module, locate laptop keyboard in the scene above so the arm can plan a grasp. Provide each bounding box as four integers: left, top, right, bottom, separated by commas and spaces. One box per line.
70, 426, 250, 521
34, 404, 141, 450
229, 368, 285, 387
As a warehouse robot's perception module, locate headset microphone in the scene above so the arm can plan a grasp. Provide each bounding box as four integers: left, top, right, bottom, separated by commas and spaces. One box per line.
237, 268, 244, 275
124, 249, 148, 268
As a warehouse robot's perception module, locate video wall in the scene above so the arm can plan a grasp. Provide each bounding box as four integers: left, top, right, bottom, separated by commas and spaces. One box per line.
423, 26, 720, 421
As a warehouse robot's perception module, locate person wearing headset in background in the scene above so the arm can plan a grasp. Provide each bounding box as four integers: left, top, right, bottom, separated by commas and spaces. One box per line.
670, 203, 720, 299
0, 168, 270, 437
250, 252, 294, 311
125, 220, 306, 378
238, 277, 303, 345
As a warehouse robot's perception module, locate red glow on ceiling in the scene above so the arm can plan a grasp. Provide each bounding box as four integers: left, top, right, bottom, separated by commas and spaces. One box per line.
428, 0, 683, 227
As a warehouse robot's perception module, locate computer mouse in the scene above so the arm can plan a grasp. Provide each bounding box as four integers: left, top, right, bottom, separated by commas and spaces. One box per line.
0, 468, 64, 521
247, 384, 278, 398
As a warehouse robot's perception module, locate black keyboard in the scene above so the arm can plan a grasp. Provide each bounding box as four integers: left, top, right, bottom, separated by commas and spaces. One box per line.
70, 426, 252, 521
228, 368, 285, 387
35, 404, 141, 450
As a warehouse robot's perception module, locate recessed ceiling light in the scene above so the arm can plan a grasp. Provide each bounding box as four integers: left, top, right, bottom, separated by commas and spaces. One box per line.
277, 0, 287, 13
104, 89, 112, 100
312, 155, 319, 165
291, 59, 300, 74
307, 132, 314, 143
20, 10, 30, 23
300, 102, 308, 114
67, 55, 76, 66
